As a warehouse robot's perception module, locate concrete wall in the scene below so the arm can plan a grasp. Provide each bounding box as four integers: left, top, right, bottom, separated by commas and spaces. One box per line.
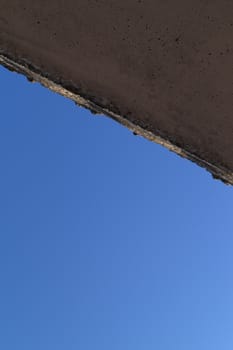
1, 0, 233, 184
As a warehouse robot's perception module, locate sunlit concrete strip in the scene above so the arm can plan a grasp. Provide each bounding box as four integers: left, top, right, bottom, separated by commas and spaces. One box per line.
1, 1, 233, 184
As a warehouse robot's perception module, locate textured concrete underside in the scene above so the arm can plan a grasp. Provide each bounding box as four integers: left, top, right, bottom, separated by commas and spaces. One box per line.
0, 1, 233, 184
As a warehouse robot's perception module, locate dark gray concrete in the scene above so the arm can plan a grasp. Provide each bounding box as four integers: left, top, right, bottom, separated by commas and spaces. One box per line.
1, 0, 233, 184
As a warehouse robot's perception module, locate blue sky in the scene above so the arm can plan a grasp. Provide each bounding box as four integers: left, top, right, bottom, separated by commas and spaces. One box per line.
0, 65, 233, 350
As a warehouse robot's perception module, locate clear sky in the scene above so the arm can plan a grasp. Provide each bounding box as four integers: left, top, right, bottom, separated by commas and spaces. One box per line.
0, 65, 233, 350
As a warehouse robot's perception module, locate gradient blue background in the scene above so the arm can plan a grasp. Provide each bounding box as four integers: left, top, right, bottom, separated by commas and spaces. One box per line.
0, 66, 233, 350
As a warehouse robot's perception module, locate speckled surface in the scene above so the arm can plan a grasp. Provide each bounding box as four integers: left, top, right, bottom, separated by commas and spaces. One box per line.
0, 1, 233, 184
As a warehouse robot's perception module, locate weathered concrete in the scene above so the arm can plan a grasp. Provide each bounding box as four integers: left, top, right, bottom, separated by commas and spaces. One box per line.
1, 1, 233, 184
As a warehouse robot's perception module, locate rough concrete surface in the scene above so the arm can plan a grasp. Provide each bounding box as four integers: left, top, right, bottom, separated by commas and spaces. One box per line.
0, 1, 233, 184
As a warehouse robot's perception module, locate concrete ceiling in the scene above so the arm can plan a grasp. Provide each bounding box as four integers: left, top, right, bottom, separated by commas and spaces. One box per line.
1, 0, 233, 184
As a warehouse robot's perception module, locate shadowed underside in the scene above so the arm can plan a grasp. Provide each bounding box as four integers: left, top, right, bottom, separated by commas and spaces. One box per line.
1, 0, 233, 184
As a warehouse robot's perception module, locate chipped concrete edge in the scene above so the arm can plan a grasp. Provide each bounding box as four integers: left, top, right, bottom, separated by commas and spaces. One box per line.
1, 51, 232, 185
